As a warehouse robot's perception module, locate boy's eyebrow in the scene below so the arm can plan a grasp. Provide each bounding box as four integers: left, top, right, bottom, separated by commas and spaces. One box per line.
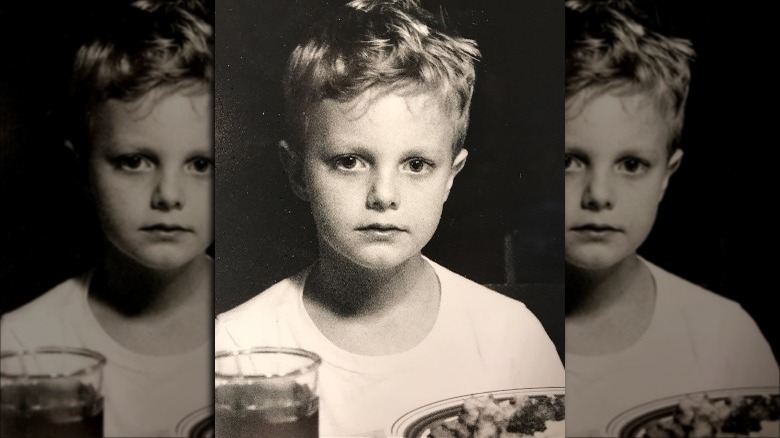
104, 141, 213, 158
185, 148, 215, 159
321, 141, 444, 158
565, 143, 661, 161
101, 141, 158, 155
318, 142, 374, 156
614, 146, 658, 157
402, 146, 442, 158
563, 143, 587, 154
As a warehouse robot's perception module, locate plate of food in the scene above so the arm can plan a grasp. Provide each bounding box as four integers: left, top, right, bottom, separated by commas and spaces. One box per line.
605, 386, 779, 438
173, 406, 214, 438
388, 387, 565, 438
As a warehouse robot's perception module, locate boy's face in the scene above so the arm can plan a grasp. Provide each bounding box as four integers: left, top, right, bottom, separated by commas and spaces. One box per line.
565, 91, 682, 271
289, 91, 467, 271
88, 88, 214, 271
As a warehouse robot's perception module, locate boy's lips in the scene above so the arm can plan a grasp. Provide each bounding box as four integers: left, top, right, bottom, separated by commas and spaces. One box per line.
571, 224, 621, 232
356, 223, 407, 232
570, 224, 622, 239
355, 223, 407, 238
140, 224, 192, 234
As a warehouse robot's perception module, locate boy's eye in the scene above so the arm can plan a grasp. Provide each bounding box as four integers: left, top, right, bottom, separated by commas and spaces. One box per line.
619, 158, 649, 174
333, 155, 365, 171
115, 154, 151, 171
564, 154, 583, 171
403, 158, 433, 174
188, 157, 214, 173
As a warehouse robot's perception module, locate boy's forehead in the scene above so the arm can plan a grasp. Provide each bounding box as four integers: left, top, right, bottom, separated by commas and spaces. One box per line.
565, 90, 673, 152
566, 86, 670, 123
300, 89, 461, 155
306, 90, 457, 135
88, 89, 212, 152
322, 87, 457, 120
90, 83, 210, 120
91, 86, 211, 127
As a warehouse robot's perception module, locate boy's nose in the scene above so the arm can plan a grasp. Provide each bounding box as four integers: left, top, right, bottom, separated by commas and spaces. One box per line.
581, 171, 614, 211
151, 169, 184, 211
366, 171, 399, 211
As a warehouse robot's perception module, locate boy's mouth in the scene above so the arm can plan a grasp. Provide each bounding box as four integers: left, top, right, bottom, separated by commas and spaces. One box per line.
356, 223, 406, 232
141, 224, 191, 234
355, 224, 407, 238
571, 224, 621, 233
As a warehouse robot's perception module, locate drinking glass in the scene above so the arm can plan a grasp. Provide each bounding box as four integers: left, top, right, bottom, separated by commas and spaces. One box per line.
1, 347, 106, 438
215, 347, 321, 438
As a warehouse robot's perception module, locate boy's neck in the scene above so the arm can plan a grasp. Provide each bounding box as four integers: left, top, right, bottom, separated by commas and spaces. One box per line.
306, 252, 435, 318
86, 248, 212, 355
565, 254, 657, 355
565, 254, 650, 316
89, 248, 211, 319
303, 252, 441, 355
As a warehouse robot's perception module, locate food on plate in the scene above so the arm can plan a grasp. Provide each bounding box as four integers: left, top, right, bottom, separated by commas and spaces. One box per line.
429, 393, 564, 438
639, 393, 779, 438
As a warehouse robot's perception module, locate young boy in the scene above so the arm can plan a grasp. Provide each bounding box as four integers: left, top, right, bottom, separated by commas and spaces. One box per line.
214, 0, 564, 436
564, 0, 779, 436
1, 0, 213, 436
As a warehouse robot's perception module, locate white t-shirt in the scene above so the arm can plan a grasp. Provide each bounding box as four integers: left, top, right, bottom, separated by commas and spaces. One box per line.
215, 258, 564, 437
566, 259, 780, 437
0, 273, 212, 437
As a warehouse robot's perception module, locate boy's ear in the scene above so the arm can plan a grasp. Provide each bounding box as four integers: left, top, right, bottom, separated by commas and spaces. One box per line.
279, 140, 309, 202
444, 148, 469, 201
660, 148, 684, 200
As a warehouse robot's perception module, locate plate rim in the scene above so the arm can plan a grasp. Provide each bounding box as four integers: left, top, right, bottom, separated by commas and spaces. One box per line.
605, 385, 780, 437
173, 404, 214, 437
387, 386, 565, 437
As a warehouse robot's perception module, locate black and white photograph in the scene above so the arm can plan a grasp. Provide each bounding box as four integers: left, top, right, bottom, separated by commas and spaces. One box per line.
213, 0, 564, 436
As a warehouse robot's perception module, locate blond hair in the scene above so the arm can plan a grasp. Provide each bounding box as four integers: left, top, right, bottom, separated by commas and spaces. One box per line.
70, 0, 213, 153
566, 0, 694, 148
283, 0, 480, 154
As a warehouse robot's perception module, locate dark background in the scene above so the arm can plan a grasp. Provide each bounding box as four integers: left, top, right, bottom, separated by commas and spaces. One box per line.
631, 1, 777, 358
214, 0, 566, 318
1, 2, 103, 315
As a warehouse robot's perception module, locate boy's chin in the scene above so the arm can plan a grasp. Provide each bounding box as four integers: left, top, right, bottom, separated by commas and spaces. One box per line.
142, 257, 204, 272
332, 248, 423, 273
353, 256, 417, 273
565, 250, 634, 273
112, 246, 207, 273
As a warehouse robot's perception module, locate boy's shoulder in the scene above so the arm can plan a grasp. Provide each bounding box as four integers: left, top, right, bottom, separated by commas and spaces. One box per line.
429, 257, 563, 379
2, 273, 89, 325
427, 257, 532, 318
644, 258, 741, 311
1, 273, 90, 348
643, 257, 755, 333
216, 267, 309, 325
643, 257, 777, 376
